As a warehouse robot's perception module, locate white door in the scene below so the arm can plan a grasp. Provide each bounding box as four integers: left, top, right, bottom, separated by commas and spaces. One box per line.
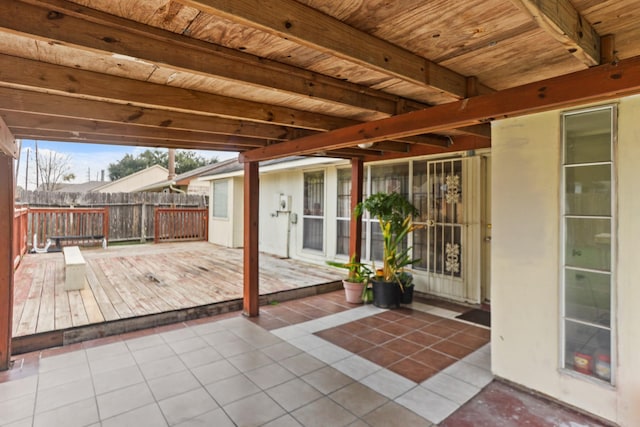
420, 157, 483, 303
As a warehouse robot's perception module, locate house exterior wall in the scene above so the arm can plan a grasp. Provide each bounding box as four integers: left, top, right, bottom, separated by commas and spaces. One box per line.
209, 177, 243, 248
95, 166, 168, 193
491, 95, 640, 425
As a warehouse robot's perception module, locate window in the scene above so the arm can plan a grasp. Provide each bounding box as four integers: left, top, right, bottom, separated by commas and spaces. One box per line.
303, 171, 324, 251
365, 163, 409, 262
212, 180, 228, 218
561, 106, 615, 383
336, 168, 351, 256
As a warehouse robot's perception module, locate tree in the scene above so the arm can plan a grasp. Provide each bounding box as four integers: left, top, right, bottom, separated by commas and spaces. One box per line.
108, 149, 216, 180
36, 150, 75, 191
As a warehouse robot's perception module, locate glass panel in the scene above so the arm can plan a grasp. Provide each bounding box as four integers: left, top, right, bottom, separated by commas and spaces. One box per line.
412, 160, 429, 222
428, 160, 463, 224
212, 180, 228, 218
337, 168, 351, 218
303, 171, 324, 216
565, 320, 611, 381
413, 229, 427, 270
565, 109, 612, 164
371, 163, 409, 196
565, 165, 611, 216
303, 218, 323, 250
565, 218, 610, 271
428, 224, 462, 277
565, 269, 611, 327
336, 219, 349, 256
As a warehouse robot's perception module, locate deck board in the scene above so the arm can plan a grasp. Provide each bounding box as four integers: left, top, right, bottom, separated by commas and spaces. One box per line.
12, 241, 342, 337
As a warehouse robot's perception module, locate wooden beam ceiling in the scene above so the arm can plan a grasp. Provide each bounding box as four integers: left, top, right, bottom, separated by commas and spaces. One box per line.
240, 56, 640, 162
0, 116, 16, 158
514, 0, 600, 66
178, 0, 484, 98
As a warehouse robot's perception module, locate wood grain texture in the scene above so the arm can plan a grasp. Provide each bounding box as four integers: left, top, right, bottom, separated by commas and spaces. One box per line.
12, 241, 342, 337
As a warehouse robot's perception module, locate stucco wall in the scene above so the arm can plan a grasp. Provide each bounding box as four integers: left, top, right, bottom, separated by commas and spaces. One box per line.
209, 177, 240, 248
491, 96, 640, 425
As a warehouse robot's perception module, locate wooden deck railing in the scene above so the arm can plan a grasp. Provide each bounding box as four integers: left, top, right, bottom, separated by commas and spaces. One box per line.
154, 208, 208, 243
29, 207, 109, 250
13, 206, 29, 269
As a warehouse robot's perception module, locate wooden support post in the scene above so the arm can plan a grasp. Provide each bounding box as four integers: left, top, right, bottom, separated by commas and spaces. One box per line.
349, 159, 364, 261
243, 161, 259, 317
0, 153, 14, 370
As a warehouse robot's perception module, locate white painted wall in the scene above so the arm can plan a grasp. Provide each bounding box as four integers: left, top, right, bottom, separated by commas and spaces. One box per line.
95, 165, 168, 193
209, 177, 243, 248
491, 96, 640, 425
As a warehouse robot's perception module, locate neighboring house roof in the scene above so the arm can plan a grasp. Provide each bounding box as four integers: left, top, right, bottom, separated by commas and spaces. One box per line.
198, 156, 345, 181
93, 165, 169, 193
47, 181, 107, 193
134, 158, 238, 192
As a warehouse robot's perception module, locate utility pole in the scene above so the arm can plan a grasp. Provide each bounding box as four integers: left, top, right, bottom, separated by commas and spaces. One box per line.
24, 146, 29, 191
35, 140, 39, 190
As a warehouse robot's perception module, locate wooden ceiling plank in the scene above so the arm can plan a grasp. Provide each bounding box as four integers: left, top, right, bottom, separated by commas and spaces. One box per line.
514, 0, 600, 66
9, 0, 400, 115
180, 0, 468, 98
0, 116, 16, 158
0, 87, 307, 141
0, 53, 357, 131
240, 55, 640, 162
10, 128, 259, 151
0, 110, 268, 147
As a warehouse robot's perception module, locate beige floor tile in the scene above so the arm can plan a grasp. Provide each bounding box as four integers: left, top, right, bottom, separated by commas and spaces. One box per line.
223, 392, 286, 427
329, 382, 388, 417
291, 397, 357, 427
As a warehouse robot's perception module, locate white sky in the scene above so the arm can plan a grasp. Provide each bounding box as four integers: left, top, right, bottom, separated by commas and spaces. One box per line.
14, 139, 238, 190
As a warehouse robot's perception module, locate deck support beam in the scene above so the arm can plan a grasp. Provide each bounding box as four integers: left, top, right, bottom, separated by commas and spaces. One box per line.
0, 152, 14, 370
243, 161, 260, 317
349, 159, 363, 261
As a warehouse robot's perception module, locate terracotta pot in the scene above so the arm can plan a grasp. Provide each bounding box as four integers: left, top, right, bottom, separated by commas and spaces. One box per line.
342, 280, 366, 304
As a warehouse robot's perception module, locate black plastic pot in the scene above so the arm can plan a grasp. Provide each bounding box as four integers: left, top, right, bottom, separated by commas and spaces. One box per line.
400, 284, 414, 304
371, 278, 401, 309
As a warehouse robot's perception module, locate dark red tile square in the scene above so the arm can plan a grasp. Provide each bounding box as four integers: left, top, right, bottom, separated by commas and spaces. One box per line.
464, 325, 491, 340
412, 312, 445, 323
357, 316, 389, 328
403, 330, 442, 347
411, 348, 457, 370
359, 346, 405, 367
381, 338, 424, 356
448, 331, 490, 350
377, 321, 414, 336
387, 358, 439, 383
358, 328, 396, 345
340, 336, 375, 354
431, 340, 476, 359
395, 316, 429, 329
336, 321, 364, 335
435, 318, 470, 331
420, 323, 458, 339
376, 311, 407, 321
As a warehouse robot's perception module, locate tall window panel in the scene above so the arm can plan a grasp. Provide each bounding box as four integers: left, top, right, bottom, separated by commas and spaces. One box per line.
336, 168, 351, 256
367, 163, 409, 262
212, 180, 228, 218
562, 106, 615, 384
303, 171, 325, 251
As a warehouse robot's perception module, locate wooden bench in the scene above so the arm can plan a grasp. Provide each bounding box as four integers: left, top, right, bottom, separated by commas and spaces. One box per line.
63, 246, 86, 291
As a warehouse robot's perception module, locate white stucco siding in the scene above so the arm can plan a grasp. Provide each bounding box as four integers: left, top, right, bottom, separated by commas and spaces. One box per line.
614, 95, 640, 424
490, 98, 640, 424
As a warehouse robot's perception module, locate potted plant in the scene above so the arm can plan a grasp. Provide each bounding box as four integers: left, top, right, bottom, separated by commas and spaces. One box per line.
326, 254, 372, 303
354, 192, 421, 308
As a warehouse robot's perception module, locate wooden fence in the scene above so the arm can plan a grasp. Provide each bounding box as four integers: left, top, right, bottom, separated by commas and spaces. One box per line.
28, 207, 109, 250
16, 191, 208, 243
154, 208, 208, 243
13, 206, 28, 268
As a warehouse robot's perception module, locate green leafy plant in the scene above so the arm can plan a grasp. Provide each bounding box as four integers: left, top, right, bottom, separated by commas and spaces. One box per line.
354, 192, 421, 289
326, 254, 372, 283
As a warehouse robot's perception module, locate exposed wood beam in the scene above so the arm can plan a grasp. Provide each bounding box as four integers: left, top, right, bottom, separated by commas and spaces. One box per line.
179, 0, 471, 98
0, 87, 309, 141
240, 56, 640, 162
0, 116, 16, 158
0, 53, 356, 131
601, 34, 616, 64
350, 159, 363, 261
243, 161, 259, 317
8, 0, 400, 115
361, 135, 491, 163
514, 0, 600, 66
0, 153, 14, 370
10, 127, 265, 152
1, 111, 269, 148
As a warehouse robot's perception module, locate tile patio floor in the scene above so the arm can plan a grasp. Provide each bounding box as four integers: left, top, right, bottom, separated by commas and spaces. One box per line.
0, 290, 607, 426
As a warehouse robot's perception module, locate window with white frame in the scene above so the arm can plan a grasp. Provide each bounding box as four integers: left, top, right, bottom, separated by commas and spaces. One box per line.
562, 106, 615, 383
365, 163, 409, 262
212, 180, 228, 218
303, 171, 324, 251
336, 168, 351, 256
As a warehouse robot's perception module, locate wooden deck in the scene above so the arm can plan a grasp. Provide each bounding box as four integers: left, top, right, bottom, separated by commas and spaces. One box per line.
12, 242, 342, 338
